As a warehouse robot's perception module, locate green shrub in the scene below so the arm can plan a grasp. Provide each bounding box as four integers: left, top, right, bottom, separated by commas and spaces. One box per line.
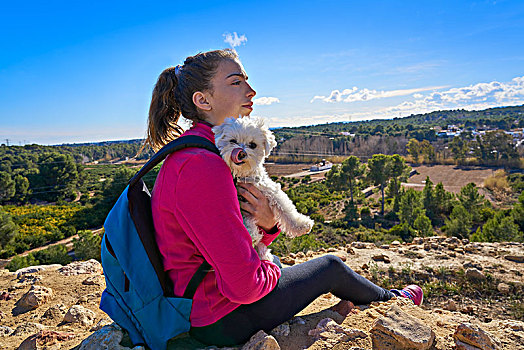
6, 254, 37, 272
73, 230, 102, 261
33, 244, 72, 265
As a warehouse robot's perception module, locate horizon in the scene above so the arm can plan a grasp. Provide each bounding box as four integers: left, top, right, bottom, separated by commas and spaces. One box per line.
1, 1, 524, 145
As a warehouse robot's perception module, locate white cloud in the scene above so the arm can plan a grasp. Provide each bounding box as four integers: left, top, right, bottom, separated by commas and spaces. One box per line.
274, 75, 524, 128
310, 86, 447, 103
253, 97, 280, 105
223, 32, 247, 48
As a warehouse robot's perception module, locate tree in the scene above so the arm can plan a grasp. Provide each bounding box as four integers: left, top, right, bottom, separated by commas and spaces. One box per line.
472, 211, 521, 242
511, 192, 524, 233
399, 189, 424, 227
414, 214, 433, 237
28, 153, 81, 202
407, 139, 420, 162
0, 207, 18, 250
422, 177, 437, 221
457, 183, 485, 222
0, 171, 15, 202
434, 182, 453, 217
445, 204, 472, 238
450, 136, 468, 163
341, 156, 365, 204
367, 154, 389, 216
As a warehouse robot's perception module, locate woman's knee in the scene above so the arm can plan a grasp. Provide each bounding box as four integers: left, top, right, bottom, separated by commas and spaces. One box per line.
321, 254, 347, 273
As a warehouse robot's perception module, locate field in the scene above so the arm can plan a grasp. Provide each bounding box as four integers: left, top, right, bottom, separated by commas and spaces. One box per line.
405, 164, 500, 193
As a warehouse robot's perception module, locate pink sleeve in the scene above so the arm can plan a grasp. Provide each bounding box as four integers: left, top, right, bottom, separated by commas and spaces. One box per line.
259, 225, 281, 246
174, 153, 281, 304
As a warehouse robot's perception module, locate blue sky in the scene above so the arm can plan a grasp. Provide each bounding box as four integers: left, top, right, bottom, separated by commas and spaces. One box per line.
1, 1, 524, 145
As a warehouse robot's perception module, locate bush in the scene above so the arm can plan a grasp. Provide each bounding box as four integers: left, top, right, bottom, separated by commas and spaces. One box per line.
73, 230, 102, 261
484, 170, 509, 192
6, 254, 37, 272
33, 244, 72, 265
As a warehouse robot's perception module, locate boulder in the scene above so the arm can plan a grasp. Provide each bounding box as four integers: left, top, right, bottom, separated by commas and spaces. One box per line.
78, 323, 144, 350
17, 285, 53, 310
453, 322, 500, 350
497, 283, 511, 294
58, 259, 102, 276
241, 330, 280, 350
0, 325, 14, 336
443, 299, 458, 312
17, 330, 75, 350
504, 255, 524, 263
12, 322, 46, 337
41, 304, 67, 321
372, 254, 390, 263
370, 305, 435, 349
308, 318, 367, 341
466, 268, 486, 281
280, 256, 295, 265
270, 323, 290, 337
15, 265, 62, 278
64, 305, 96, 326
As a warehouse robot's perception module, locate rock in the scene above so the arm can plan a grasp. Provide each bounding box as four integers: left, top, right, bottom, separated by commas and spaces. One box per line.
370, 305, 435, 349
380, 244, 389, 249
82, 276, 102, 286
289, 316, 305, 325
463, 261, 483, 270
78, 323, 144, 350
423, 243, 431, 251
346, 247, 355, 255
352, 242, 366, 249
58, 259, 102, 276
327, 247, 337, 252
270, 323, 290, 337
17, 274, 42, 286
308, 318, 367, 341
64, 305, 96, 326
372, 254, 390, 263
15, 265, 62, 278
412, 237, 424, 245
280, 256, 295, 265
466, 268, 486, 281
504, 255, 524, 263
18, 330, 75, 350
0, 291, 12, 300
241, 330, 280, 350
295, 252, 305, 259
461, 305, 475, 314
12, 322, 46, 336
41, 304, 67, 321
444, 299, 458, 311
500, 320, 524, 331
361, 263, 369, 270
390, 240, 401, 247
464, 244, 479, 253
0, 325, 14, 336
497, 283, 511, 294
90, 318, 114, 332
17, 285, 53, 310
430, 242, 439, 250
453, 322, 500, 349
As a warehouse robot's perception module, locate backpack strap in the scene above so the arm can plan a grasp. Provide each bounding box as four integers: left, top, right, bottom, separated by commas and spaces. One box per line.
129, 135, 221, 187
127, 134, 220, 298
183, 261, 213, 299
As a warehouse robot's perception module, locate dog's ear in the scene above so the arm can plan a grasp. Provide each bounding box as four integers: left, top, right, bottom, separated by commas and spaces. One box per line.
263, 128, 277, 156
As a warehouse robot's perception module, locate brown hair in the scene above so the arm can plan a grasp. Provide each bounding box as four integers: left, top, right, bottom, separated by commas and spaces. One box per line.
141, 49, 239, 153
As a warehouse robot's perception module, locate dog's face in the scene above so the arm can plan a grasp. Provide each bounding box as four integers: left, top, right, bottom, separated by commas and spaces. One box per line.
212, 116, 277, 178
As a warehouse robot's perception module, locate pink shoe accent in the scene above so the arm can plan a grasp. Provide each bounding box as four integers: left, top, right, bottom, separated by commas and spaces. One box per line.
394, 284, 424, 305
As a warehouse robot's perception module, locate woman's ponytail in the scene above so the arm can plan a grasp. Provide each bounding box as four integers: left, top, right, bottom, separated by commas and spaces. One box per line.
142, 67, 184, 153
139, 49, 239, 155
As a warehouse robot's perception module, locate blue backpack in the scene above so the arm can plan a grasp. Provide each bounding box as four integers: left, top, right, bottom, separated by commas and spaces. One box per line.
100, 135, 220, 350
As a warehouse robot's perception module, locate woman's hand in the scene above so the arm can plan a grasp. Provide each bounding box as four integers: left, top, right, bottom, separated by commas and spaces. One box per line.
237, 182, 276, 232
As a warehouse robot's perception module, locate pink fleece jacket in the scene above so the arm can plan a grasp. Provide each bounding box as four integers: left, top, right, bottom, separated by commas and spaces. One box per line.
151, 122, 282, 327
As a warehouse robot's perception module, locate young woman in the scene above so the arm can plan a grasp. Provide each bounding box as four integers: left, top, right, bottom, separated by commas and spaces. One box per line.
144, 49, 423, 346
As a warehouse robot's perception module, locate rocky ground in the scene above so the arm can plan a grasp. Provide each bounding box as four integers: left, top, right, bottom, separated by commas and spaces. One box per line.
0, 237, 523, 349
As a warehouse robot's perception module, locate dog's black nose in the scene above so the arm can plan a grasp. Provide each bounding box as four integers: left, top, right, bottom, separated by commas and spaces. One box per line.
237, 150, 247, 160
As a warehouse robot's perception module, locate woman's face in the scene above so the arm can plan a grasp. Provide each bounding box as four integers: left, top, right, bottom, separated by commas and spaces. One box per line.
203, 59, 256, 126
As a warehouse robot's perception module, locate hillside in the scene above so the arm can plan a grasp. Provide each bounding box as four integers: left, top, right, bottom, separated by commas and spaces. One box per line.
0, 238, 523, 349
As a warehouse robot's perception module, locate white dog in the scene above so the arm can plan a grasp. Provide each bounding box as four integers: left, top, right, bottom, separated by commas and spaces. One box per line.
213, 116, 314, 261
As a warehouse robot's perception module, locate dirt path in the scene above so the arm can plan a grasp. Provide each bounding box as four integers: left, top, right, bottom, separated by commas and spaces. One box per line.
14, 228, 104, 258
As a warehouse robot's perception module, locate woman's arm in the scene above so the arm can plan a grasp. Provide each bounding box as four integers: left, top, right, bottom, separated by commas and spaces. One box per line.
174, 152, 281, 304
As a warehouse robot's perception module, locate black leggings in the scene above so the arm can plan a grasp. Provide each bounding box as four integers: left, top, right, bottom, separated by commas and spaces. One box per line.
189, 255, 394, 346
